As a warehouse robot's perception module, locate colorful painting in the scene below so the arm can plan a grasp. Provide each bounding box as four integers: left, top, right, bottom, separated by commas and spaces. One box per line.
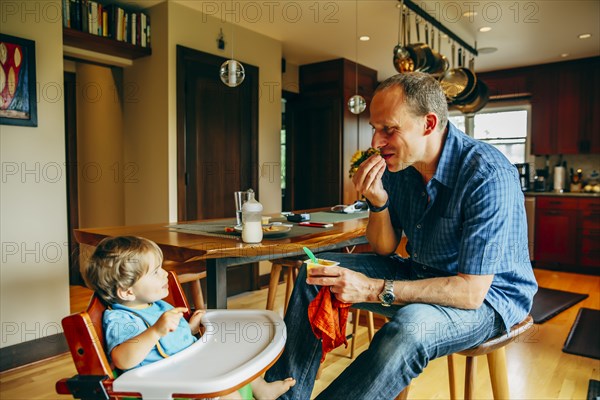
0, 34, 37, 127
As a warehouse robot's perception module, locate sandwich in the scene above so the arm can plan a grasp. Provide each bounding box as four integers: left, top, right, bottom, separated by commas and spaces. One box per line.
349, 148, 381, 178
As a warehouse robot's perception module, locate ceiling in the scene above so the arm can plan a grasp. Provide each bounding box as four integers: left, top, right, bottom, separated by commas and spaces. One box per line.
127, 0, 599, 79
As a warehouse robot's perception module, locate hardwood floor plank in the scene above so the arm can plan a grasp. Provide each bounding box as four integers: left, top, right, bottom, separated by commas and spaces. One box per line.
1, 268, 598, 399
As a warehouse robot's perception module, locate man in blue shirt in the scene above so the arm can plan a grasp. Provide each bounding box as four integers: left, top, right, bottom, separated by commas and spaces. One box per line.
265, 72, 537, 399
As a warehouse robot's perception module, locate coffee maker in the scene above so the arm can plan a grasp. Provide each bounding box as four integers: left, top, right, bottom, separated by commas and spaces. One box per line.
515, 163, 530, 191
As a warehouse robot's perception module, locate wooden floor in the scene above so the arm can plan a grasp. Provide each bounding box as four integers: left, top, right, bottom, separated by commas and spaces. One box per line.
1, 268, 599, 399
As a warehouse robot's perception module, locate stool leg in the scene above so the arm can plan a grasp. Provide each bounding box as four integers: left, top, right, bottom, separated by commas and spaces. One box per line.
395, 384, 410, 400
283, 266, 295, 315
367, 311, 375, 341
464, 356, 477, 400
487, 348, 509, 399
350, 309, 360, 359
266, 264, 283, 311
447, 354, 458, 400
188, 279, 205, 310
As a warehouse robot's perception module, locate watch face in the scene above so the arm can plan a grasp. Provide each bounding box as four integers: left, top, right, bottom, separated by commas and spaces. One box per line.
380, 292, 395, 305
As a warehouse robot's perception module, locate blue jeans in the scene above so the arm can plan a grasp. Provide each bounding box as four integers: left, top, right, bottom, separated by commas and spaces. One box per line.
265, 252, 505, 400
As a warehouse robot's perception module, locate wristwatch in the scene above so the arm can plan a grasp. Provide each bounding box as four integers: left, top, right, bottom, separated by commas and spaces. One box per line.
378, 279, 395, 307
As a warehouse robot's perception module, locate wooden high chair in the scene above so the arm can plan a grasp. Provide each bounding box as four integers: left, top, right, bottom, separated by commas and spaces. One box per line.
56, 271, 286, 400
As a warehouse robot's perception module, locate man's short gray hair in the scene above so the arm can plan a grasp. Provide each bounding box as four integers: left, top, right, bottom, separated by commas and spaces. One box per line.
375, 72, 449, 131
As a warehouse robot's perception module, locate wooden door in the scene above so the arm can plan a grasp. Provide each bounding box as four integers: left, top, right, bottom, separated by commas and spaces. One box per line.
176, 46, 259, 294
290, 96, 342, 210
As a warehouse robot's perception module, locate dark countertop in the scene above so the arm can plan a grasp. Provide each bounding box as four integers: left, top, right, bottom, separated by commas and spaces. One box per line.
525, 192, 600, 198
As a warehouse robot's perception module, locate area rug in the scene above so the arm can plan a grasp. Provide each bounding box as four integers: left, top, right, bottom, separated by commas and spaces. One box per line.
588, 379, 600, 400
563, 308, 600, 360
530, 287, 588, 324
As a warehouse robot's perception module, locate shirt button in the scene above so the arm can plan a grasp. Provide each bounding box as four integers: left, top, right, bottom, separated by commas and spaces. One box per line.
414, 253, 418, 258
416, 224, 422, 229
421, 192, 426, 197
422, 265, 426, 270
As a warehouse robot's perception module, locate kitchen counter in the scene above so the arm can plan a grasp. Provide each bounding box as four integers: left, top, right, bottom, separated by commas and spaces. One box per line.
525, 192, 600, 198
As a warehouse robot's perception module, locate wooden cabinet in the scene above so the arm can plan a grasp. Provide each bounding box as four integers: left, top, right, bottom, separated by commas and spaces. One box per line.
530, 57, 599, 155
579, 198, 600, 268
534, 196, 600, 271
481, 57, 599, 155
289, 59, 377, 210
535, 197, 578, 264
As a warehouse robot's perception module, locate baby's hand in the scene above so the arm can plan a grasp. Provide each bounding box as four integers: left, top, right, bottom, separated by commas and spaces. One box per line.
154, 307, 187, 337
189, 309, 206, 335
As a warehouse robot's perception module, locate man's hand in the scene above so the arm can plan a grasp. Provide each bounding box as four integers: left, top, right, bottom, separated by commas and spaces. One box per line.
153, 307, 187, 337
306, 265, 379, 303
352, 153, 387, 207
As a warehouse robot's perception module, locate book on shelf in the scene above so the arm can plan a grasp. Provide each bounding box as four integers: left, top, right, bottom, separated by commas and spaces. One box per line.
63, 0, 151, 49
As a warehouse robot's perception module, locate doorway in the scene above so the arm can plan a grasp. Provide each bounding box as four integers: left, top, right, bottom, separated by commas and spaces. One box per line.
176, 46, 259, 295
64, 71, 82, 286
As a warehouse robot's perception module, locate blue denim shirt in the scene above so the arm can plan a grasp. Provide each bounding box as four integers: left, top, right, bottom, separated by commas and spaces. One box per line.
383, 122, 538, 331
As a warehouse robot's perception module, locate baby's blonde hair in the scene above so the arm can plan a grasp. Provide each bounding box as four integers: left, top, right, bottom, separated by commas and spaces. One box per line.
84, 236, 163, 304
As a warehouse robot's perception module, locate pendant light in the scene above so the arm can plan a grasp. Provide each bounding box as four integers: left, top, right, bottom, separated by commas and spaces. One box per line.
219, 0, 245, 87
348, 0, 366, 115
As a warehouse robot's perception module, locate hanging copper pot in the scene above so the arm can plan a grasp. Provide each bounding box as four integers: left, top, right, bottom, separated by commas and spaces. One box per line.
440, 46, 476, 103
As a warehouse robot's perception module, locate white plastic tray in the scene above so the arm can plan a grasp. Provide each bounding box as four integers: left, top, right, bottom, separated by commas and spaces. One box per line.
113, 310, 286, 400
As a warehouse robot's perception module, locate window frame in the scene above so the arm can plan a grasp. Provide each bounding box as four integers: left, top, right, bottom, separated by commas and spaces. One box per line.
449, 99, 534, 165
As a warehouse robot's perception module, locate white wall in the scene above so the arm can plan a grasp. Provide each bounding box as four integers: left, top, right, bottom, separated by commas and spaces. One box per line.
0, 0, 70, 347
76, 63, 125, 228
124, 1, 283, 225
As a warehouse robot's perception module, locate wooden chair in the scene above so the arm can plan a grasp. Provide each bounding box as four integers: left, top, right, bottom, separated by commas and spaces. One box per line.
395, 315, 534, 400
56, 271, 285, 400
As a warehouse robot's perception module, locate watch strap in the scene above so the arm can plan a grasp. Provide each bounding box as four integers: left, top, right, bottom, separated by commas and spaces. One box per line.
366, 198, 389, 213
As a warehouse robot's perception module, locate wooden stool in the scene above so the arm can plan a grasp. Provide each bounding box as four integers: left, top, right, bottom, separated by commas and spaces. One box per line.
395, 314, 534, 400
266, 257, 375, 362
266, 257, 304, 314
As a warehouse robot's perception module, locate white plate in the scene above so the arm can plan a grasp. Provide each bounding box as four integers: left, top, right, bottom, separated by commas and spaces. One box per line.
233, 224, 291, 237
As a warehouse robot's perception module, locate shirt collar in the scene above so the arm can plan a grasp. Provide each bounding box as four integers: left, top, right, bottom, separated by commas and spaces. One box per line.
431, 122, 464, 189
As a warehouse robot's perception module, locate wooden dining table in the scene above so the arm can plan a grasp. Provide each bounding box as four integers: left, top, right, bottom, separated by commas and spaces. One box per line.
74, 210, 369, 309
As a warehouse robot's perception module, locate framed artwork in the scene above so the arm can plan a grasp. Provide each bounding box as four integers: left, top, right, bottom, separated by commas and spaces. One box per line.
0, 34, 38, 127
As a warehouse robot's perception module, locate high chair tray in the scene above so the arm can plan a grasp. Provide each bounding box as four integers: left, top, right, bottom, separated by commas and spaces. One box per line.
113, 309, 286, 399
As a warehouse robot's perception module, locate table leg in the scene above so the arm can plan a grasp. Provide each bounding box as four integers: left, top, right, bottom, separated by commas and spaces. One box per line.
206, 259, 228, 309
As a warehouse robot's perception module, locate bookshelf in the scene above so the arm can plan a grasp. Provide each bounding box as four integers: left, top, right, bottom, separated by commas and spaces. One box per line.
62, 0, 151, 61
63, 27, 151, 60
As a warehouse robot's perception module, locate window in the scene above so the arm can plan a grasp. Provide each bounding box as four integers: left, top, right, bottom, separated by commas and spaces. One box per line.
281, 98, 287, 193
449, 102, 532, 164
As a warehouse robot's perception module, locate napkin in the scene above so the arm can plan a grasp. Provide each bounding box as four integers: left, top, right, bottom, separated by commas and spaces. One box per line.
308, 287, 352, 362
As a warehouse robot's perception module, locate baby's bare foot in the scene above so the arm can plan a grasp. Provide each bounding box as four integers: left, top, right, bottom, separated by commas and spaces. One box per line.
251, 377, 296, 400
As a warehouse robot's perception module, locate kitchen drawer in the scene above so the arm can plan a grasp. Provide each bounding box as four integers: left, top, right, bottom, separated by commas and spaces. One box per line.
582, 211, 600, 229
580, 249, 600, 268
579, 198, 600, 210
536, 197, 579, 210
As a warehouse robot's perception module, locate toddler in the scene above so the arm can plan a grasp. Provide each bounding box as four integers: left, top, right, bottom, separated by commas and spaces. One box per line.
85, 236, 295, 400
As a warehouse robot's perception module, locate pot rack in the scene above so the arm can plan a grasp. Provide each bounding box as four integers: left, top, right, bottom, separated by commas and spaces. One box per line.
400, 0, 478, 57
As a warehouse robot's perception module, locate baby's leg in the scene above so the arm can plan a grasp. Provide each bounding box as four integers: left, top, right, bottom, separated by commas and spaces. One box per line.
251, 376, 296, 400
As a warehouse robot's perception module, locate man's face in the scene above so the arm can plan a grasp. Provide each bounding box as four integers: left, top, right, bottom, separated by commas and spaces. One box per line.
369, 87, 428, 173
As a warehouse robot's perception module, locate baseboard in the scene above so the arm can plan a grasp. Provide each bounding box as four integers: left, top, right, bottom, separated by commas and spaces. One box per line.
0, 333, 68, 372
